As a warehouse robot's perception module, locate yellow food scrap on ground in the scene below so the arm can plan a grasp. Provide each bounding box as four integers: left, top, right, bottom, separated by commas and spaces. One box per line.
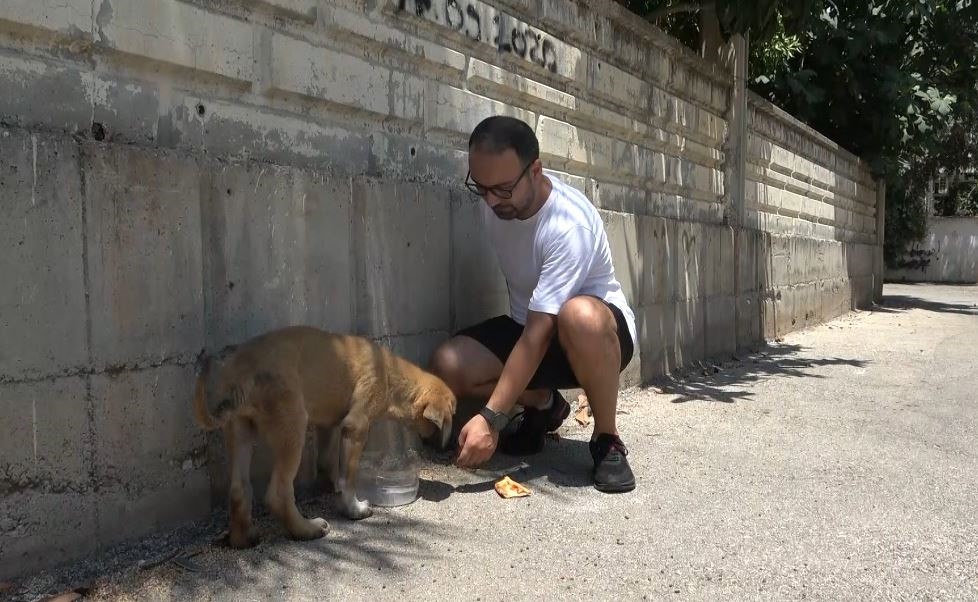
494, 475, 531, 498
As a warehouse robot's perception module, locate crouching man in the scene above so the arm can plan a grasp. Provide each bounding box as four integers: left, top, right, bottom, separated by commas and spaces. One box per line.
430, 116, 638, 493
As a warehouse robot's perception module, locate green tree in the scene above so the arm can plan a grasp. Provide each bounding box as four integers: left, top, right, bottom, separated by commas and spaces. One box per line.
754, 0, 978, 266
618, 0, 978, 266
937, 177, 978, 217
752, 0, 977, 175
614, 0, 823, 66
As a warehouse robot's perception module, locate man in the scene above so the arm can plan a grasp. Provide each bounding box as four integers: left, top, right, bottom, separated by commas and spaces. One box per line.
429, 116, 638, 493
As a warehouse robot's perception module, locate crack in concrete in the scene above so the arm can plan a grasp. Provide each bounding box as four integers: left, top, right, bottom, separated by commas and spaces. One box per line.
31, 394, 38, 465
30, 133, 37, 206
1, 442, 209, 500
0, 352, 201, 386
89, 0, 98, 129
0, 466, 91, 497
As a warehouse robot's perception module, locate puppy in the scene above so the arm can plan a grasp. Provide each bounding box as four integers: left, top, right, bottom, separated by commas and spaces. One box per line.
191, 325, 456, 549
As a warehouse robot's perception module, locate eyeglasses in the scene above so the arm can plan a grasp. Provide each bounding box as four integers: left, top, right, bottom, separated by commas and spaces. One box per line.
465, 162, 533, 199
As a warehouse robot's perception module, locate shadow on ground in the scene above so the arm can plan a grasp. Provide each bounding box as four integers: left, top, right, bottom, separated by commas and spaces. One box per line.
874, 292, 978, 316
116, 441, 598, 598
422, 398, 596, 492
418, 428, 596, 504
647, 342, 869, 404
77, 497, 455, 600
12, 408, 607, 600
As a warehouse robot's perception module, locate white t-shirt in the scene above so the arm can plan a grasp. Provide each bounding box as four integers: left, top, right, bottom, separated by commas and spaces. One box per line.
482, 176, 638, 350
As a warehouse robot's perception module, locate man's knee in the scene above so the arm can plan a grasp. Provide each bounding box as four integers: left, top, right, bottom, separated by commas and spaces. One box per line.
429, 340, 460, 379
557, 297, 616, 343
429, 339, 466, 394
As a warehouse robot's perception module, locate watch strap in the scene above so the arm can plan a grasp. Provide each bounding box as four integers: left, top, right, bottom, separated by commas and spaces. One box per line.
479, 406, 510, 432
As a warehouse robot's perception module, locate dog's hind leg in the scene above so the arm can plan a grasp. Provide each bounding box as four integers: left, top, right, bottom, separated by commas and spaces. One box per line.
261, 391, 329, 541
226, 418, 259, 549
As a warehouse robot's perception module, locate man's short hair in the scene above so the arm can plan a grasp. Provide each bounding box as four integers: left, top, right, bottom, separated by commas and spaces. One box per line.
468, 116, 539, 165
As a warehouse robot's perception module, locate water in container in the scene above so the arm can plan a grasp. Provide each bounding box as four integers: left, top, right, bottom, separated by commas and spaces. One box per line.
355, 417, 421, 507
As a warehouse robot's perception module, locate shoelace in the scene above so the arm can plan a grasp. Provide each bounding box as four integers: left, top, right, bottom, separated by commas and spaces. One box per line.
610, 440, 628, 457
595, 436, 628, 458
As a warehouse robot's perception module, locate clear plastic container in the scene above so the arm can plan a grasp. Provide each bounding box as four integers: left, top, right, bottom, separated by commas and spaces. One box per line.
355, 417, 421, 507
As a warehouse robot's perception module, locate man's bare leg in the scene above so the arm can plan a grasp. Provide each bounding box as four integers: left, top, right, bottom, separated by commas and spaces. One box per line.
556, 295, 635, 493
432, 334, 564, 456
556, 296, 622, 438
430, 336, 551, 409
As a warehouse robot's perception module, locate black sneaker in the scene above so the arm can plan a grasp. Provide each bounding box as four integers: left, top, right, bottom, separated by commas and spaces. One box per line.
498, 391, 571, 456
590, 434, 636, 493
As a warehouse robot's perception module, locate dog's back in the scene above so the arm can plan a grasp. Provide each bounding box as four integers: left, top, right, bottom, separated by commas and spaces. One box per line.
198, 326, 426, 429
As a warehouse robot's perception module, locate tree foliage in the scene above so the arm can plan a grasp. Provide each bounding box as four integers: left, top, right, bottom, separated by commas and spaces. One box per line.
617, 0, 978, 266
937, 179, 978, 217
752, 0, 978, 266
615, 0, 824, 62
752, 0, 978, 175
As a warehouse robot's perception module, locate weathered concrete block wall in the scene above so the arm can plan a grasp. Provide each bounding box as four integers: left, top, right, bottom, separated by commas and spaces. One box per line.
0, 0, 877, 578
745, 92, 880, 336
887, 217, 978, 284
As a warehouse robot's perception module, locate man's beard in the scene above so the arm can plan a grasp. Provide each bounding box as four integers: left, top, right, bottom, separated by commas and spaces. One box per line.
493, 205, 518, 220
493, 192, 532, 220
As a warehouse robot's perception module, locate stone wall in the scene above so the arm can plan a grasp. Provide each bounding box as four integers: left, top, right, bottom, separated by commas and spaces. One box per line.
0, 0, 881, 578
887, 217, 978, 284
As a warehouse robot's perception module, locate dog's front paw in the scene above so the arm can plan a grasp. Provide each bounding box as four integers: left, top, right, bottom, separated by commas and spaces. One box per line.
291, 517, 329, 541
343, 499, 373, 520
308, 517, 330, 538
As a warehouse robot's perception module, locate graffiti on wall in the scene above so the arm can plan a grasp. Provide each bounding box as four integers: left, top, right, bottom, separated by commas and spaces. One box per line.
398, 0, 561, 74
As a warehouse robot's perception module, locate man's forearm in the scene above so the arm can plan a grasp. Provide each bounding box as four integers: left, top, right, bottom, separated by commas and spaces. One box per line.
485, 315, 554, 415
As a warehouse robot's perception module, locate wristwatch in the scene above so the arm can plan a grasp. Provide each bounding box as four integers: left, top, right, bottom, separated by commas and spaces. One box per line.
479, 406, 510, 433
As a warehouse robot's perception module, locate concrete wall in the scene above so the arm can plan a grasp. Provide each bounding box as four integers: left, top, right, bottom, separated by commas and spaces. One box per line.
887, 217, 978, 284
745, 92, 880, 335
0, 0, 880, 578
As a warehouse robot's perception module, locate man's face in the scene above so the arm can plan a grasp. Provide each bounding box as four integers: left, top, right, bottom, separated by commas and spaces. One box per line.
466, 148, 538, 221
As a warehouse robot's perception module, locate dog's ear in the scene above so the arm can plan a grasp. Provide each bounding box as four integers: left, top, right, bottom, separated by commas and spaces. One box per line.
422, 403, 452, 449
422, 403, 444, 427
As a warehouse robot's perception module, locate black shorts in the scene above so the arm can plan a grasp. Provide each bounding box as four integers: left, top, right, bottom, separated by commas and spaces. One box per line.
455, 298, 635, 391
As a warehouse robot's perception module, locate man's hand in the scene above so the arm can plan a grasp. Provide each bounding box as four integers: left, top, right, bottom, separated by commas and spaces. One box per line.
455, 413, 499, 468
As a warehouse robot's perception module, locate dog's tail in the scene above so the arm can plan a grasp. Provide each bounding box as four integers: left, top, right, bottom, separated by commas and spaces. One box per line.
192, 362, 237, 431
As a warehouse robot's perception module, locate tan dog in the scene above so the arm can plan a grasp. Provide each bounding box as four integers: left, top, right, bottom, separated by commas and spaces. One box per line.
191, 326, 456, 549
